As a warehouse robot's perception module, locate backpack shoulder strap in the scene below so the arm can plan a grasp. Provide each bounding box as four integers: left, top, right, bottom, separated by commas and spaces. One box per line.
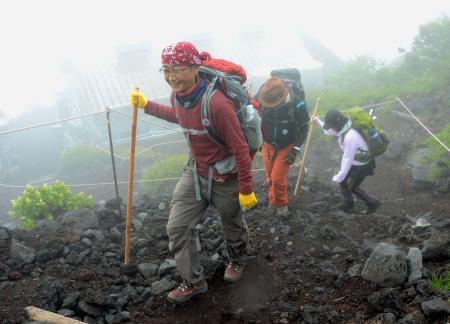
201, 86, 230, 152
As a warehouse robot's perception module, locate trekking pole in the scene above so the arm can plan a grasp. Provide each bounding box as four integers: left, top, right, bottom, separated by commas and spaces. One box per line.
294, 97, 320, 197
124, 87, 139, 265
105, 107, 122, 219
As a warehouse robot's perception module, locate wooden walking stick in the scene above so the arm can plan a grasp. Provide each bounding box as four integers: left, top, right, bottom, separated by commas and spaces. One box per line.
124, 87, 139, 265
294, 97, 320, 197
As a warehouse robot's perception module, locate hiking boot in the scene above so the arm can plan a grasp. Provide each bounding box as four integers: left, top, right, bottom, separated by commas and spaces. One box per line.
224, 262, 244, 283
337, 203, 354, 214
276, 205, 289, 218
167, 279, 208, 303
363, 200, 381, 215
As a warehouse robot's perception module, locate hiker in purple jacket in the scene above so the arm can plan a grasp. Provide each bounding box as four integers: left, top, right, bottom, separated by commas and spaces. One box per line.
313, 109, 381, 214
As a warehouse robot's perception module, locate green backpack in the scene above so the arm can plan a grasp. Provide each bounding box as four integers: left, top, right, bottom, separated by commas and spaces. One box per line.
345, 107, 389, 160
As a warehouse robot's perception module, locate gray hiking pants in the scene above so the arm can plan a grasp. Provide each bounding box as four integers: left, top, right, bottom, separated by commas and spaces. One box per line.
166, 166, 249, 284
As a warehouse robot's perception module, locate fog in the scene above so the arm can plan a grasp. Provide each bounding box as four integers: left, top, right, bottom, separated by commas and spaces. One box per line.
0, 0, 449, 119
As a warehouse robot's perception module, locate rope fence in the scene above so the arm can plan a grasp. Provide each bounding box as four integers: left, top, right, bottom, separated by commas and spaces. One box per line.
0, 97, 448, 192
0, 169, 266, 189
0, 105, 181, 137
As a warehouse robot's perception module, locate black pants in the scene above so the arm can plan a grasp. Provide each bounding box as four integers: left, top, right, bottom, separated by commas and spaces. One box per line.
339, 160, 379, 211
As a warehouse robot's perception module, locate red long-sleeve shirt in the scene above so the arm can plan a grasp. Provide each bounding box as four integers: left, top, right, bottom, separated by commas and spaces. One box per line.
144, 84, 253, 194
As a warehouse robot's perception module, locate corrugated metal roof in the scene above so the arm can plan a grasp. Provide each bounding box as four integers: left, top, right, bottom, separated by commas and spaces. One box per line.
63, 32, 323, 115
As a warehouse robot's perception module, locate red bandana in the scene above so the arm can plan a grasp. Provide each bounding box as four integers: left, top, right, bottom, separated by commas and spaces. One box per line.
161, 42, 206, 65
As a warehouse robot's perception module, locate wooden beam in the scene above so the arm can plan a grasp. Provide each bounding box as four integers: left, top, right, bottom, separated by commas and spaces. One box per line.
25, 306, 84, 324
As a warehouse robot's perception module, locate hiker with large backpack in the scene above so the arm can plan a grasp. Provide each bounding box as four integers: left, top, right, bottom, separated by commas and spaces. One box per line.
313, 108, 388, 214
129, 42, 259, 303
256, 69, 310, 218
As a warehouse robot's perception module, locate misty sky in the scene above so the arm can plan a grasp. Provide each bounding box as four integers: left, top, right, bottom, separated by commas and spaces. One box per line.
1, 0, 449, 119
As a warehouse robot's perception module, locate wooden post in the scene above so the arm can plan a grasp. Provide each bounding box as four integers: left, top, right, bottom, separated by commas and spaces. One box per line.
294, 97, 320, 197
105, 107, 122, 218
124, 87, 139, 265
25, 306, 84, 324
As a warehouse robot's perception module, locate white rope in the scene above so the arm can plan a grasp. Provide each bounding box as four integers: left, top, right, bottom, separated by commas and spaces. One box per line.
0, 169, 266, 189
360, 99, 397, 110
94, 145, 128, 160
110, 108, 182, 132
396, 97, 450, 153
315, 99, 395, 118
135, 140, 186, 157
0, 104, 181, 136
92, 140, 187, 159
0, 111, 106, 136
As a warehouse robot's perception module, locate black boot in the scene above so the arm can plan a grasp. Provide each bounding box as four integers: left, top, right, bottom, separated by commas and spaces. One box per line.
363, 200, 381, 215
353, 188, 380, 214
338, 202, 354, 213
339, 185, 354, 213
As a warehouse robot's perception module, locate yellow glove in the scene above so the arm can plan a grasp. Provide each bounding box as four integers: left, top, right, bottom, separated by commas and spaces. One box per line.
129, 89, 148, 109
239, 192, 257, 209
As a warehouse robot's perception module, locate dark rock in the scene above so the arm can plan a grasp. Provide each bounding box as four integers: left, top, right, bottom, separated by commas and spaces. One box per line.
60, 208, 99, 232
104, 198, 123, 211
78, 299, 105, 317
77, 269, 96, 282
396, 311, 425, 324
8, 270, 21, 281
121, 263, 139, 276
10, 239, 35, 265
65, 250, 90, 265
421, 231, 450, 261
347, 263, 363, 278
36, 248, 53, 263
61, 291, 80, 309
157, 259, 176, 276
368, 288, 404, 316
39, 277, 66, 311
150, 278, 176, 295
137, 263, 159, 279
367, 312, 396, 324
301, 304, 340, 324
0, 227, 11, 261
57, 309, 75, 317
83, 229, 105, 242
0, 281, 14, 290
421, 297, 450, 317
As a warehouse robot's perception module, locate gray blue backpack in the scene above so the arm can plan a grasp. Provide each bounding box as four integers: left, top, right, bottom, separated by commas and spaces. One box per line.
198, 57, 263, 156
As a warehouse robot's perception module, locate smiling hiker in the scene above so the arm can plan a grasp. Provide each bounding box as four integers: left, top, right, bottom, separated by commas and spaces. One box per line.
313, 108, 385, 214
129, 42, 258, 303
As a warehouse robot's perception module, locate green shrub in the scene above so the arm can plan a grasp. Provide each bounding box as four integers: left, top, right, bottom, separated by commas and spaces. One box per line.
142, 154, 188, 194
10, 181, 93, 229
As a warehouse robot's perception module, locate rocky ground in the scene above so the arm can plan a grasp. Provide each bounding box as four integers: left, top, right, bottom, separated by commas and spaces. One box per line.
1, 104, 450, 323
1, 153, 450, 324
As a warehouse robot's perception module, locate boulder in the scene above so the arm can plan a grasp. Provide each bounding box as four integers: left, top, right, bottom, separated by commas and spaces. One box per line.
361, 243, 407, 287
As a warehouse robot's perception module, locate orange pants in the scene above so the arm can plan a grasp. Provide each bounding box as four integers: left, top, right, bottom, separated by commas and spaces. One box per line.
262, 143, 293, 207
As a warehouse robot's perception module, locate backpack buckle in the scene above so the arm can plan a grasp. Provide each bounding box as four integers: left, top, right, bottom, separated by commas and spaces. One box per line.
213, 176, 226, 183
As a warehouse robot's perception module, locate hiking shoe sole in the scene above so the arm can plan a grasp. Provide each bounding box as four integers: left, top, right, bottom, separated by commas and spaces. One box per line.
167, 286, 208, 304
